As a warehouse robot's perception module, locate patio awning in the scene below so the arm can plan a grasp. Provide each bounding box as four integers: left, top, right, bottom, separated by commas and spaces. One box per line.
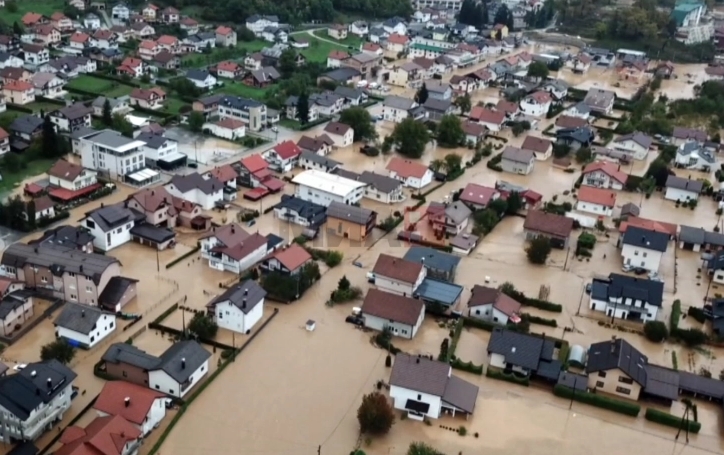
159, 151, 187, 164
244, 187, 269, 201
24, 183, 44, 195
262, 177, 284, 192
48, 183, 102, 201
127, 168, 160, 183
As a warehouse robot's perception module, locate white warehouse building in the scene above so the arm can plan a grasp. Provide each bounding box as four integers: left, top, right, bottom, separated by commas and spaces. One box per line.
292, 169, 366, 206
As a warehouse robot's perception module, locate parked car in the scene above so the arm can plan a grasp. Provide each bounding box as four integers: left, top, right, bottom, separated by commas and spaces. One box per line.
585, 283, 592, 294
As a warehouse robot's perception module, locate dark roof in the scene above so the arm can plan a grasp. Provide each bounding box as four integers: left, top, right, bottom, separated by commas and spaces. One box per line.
326, 201, 375, 225
129, 224, 176, 244
137, 131, 174, 149
0, 293, 31, 319
557, 371, 588, 391
672, 127, 707, 142
98, 276, 138, 310
54, 103, 93, 120
586, 338, 647, 386
523, 210, 574, 238
423, 97, 451, 112
169, 172, 223, 195
333, 169, 401, 194
678, 370, 724, 399
361, 289, 424, 325
486, 328, 554, 371
591, 273, 664, 307
678, 225, 706, 245
54, 303, 108, 334
10, 115, 43, 134
272, 195, 326, 226
643, 364, 680, 401
556, 126, 595, 145
155, 340, 211, 383
186, 69, 212, 81
441, 374, 478, 413
7, 442, 38, 455
321, 67, 361, 82
300, 150, 340, 168
414, 278, 463, 306
389, 353, 450, 396
0, 360, 77, 420
621, 226, 669, 252
102, 343, 160, 370
333, 86, 365, 99
665, 175, 703, 193
84, 204, 143, 232
403, 246, 460, 274
30, 225, 94, 250
208, 280, 266, 314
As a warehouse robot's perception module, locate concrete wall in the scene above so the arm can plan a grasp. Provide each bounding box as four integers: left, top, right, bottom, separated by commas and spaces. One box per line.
587, 368, 642, 400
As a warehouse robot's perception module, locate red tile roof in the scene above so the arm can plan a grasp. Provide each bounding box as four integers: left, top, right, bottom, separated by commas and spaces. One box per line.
0, 277, 19, 295
94, 381, 166, 425
22, 12, 44, 26
206, 164, 238, 183
328, 50, 350, 60
270, 244, 312, 271
121, 57, 142, 68
139, 40, 157, 50
496, 100, 519, 114
582, 161, 628, 185
386, 157, 429, 179
372, 254, 423, 284
0, 127, 8, 141
362, 43, 381, 51
388, 33, 409, 45
459, 183, 497, 207
521, 136, 552, 154
556, 115, 587, 129
157, 35, 178, 45
361, 289, 424, 326
468, 285, 522, 317
273, 140, 301, 160
240, 154, 267, 173
618, 216, 677, 236
527, 91, 552, 104
217, 60, 241, 72
4, 81, 33, 92
215, 233, 268, 261
523, 210, 573, 238
469, 106, 505, 124
215, 118, 245, 130
33, 196, 54, 212
56, 415, 141, 455
577, 186, 616, 207
70, 32, 90, 43
216, 25, 234, 35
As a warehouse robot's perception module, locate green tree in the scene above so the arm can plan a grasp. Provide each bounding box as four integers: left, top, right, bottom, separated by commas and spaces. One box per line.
339, 107, 377, 142
407, 442, 446, 455
102, 99, 113, 126
188, 111, 205, 133
5, 0, 18, 12
41, 115, 61, 159
337, 275, 350, 291
505, 191, 523, 215
25, 199, 36, 230
357, 392, 395, 435
415, 83, 429, 104
40, 339, 75, 365
443, 153, 462, 173
643, 321, 668, 342
2, 153, 23, 173
527, 61, 549, 80
12, 21, 23, 36
168, 77, 201, 98
527, 237, 552, 264
454, 93, 472, 114
645, 158, 670, 187
575, 147, 592, 164
237, 25, 256, 42
512, 123, 525, 137
297, 92, 310, 124
112, 114, 134, 137
472, 209, 500, 235
187, 312, 219, 339
278, 49, 297, 79
429, 159, 444, 173
391, 118, 430, 158
436, 115, 465, 148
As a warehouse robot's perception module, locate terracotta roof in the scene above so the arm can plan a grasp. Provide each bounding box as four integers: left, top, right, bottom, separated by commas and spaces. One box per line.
618, 216, 677, 237
48, 160, 84, 181
35, 24, 57, 36
55, 415, 141, 455
127, 187, 177, 214
468, 285, 522, 317
130, 87, 165, 100
388, 33, 409, 44
139, 40, 157, 50
523, 210, 573, 238
496, 100, 518, 114
386, 156, 429, 179
70, 32, 90, 43
577, 186, 616, 207
459, 183, 497, 207
215, 117, 245, 129
51, 12, 68, 21
33, 195, 55, 212
213, 233, 268, 261
22, 12, 44, 26
216, 25, 234, 35
157, 35, 178, 45
4, 81, 33, 92
93, 29, 114, 40
521, 136, 552, 153
0, 277, 19, 295
328, 50, 350, 60
180, 17, 198, 26
361, 289, 424, 326
527, 91, 552, 104
372, 254, 423, 284
362, 43, 381, 51
462, 121, 485, 137
469, 106, 504, 124
94, 381, 166, 425
206, 164, 238, 183
582, 161, 628, 184
217, 60, 241, 72
120, 57, 142, 68
272, 140, 301, 160
239, 154, 267, 173
0, 127, 9, 141
556, 115, 587, 129
577, 53, 592, 64
270, 244, 312, 271
517, 51, 532, 62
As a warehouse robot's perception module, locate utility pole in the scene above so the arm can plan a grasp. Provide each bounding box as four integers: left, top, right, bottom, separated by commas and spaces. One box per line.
181, 308, 186, 339
569, 375, 576, 409
156, 248, 160, 273
318, 445, 321, 455
232, 331, 236, 361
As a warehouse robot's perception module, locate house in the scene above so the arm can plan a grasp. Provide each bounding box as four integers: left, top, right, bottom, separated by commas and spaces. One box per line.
370, 254, 426, 297
382, 16, 408, 35
585, 337, 648, 400
0, 359, 76, 442
207, 280, 265, 334
389, 62, 423, 88
618, 216, 678, 239
22, 12, 47, 28
273, 195, 327, 228
245, 15, 280, 35
260, 26, 288, 43
571, 53, 592, 73
180, 17, 200, 35
388, 353, 478, 420
671, 126, 707, 146
326, 202, 377, 241
349, 21, 369, 36
216, 25, 237, 47
2, 81, 35, 105
541, 79, 569, 101
129, 22, 155, 39
519, 91, 552, 117
486, 328, 563, 382
25, 195, 55, 220
501, 146, 535, 175
200, 223, 251, 259
462, 121, 485, 145
309, 91, 344, 117
292, 169, 366, 206
30, 225, 95, 254
565, 102, 591, 120
458, 183, 499, 211
334, 169, 405, 204
0, 52, 23, 69
423, 98, 453, 122
428, 202, 472, 236
620, 226, 668, 272
555, 116, 589, 132
612, 132, 653, 161
468, 106, 505, 132
136, 131, 185, 170
583, 88, 615, 114
203, 117, 246, 141
0, 290, 34, 337
130, 87, 166, 110
664, 175, 703, 202
328, 24, 348, 40
263, 140, 302, 173
382, 95, 417, 123
361, 289, 425, 339
675, 142, 715, 171
84, 13, 102, 30
49, 103, 92, 133
386, 157, 433, 189
100, 340, 211, 398
468, 285, 522, 325
0, 242, 121, 305
216, 60, 244, 79
161, 6, 180, 23
112, 3, 131, 20
521, 136, 552, 161
215, 95, 267, 132
326, 50, 350, 69
30, 72, 65, 98
93, 381, 166, 437
125, 186, 191, 229
246, 66, 280, 88
50, 12, 73, 32
92, 96, 130, 118
491, 23, 509, 38
284, 95, 319, 123
0, 127, 9, 155
9, 115, 43, 152
165, 173, 223, 210
556, 127, 595, 151
677, 225, 724, 254
403, 247, 460, 282
386, 33, 410, 54
54, 302, 116, 349
523, 210, 574, 248
576, 186, 616, 216
48, 160, 98, 196
317, 67, 362, 86
323, 122, 354, 148
186, 69, 217, 90
423, 80, 452, 101
116, 57, 144, 78
157, 35, 180, 54
581, 161, 628, 190
297, 136, 334, 157
34, 25, 61, 45
78, 129, 151, 180
341, 52, 380, 79
183, 32, 216, 51
79, 204, 140, 252
260, 243, 313, 275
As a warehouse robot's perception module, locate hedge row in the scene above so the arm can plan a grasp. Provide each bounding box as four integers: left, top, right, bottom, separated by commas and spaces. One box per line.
166, 245, 201, 269
645, 408, 700, 433
463, 316, 495, 332
522, 313, 558, 328
553, 385, 640, 417
486, 368, 529, 386
451, 358, 483, 375
152, 303, 179, 325
92, 72, 143, 87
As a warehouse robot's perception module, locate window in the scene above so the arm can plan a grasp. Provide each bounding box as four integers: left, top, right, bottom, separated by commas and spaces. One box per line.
90, 336, 95, 343
155, 385, 160, 390
615, 386, 631, 395
642, 252, 647, 258
169, 389, 175, 394
41, 276, 48, 283
122, 371, 127, 377
595, 381, 604, 388
109, 321, 114, 329
618, 376, 634, 385
634, 251, 639, 256
86, 286, 93, 292
417, 394, 421, 400
597, 371, 606, 378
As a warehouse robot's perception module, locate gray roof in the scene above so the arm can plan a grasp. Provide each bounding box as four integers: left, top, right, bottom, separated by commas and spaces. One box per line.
250, 66, 280, 84
672, 127, 707, 142
1, 243, 119, 284
590, 273, 664, 307
321, 67, 361, 82
334, 86, 365, 100
300, 150, 340, 168
423, 97, 451, 112
273, 195, 327, 226
186, 69, 213, 81
557, 371, 588, 391
10, 115, 43, 134
209, 280, 266, 314
423, 80, 449, 93
383, 95, 415, 110
85, 129, 141, 149
501, 146, 534, 164
569, 101, 590, 114
441, 374, 478, 413
326, 201, 375, 225
0, 292, 32, 319
92, 96, 128, 109
677, 141, 715, 163
137, 131, 175, 149
55, 103, 93, 120
487, 328, 554, 371
414, 278, 463, 306
155, 340, 211, 383
586, 338, 647, 386
169, 172, 223, 195
583, 87, 615, 109
333, 169, 401, 194
643, 364, 680, 401
678, 370, 724, 399
310, 92, 341, 107
102, 342, 160, 370
404, 246, 461, 273
350, 53, 378, 64
0, 360, 77, 420
622, 226, 669, 252
615, 132, 652, 149
99, 276, 138, 310
84, 204, 143, 233
389, 353, 450, 396
31, 225, 94, 249
219, 95, 263, 111
620, 202, 640, 217
445, 202, 472, 225
678, 225, 706, 245
54, 303, 109, 335
665, 175, 703, 193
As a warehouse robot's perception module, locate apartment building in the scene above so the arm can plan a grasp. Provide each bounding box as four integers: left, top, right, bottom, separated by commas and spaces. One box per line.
79, 129, 147, 180
216, 95, 267, 132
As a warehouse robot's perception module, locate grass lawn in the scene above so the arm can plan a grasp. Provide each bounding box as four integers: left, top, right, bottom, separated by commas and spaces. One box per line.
216, 82, 270, 101
2, 0, 65, 24
26, 101, 65, 115
66, 75, 136, 98
181, 40, 268, 67
278, 118, 301, 130
311, 29, 363, 48
0, 159, 55, 194
162, 97, 190, 115
300, 36, 353, 63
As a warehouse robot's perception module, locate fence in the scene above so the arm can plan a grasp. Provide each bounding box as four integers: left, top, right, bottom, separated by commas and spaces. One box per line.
0, 298, 63, 345
37, 395, 99, 455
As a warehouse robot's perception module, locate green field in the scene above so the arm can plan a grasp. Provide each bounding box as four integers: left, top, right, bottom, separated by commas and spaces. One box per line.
215, 82, 270, 100
66, 75, 136, 98
311, 29, 363, 48
1, 0, 65, 24
26, 101, 65, 115
0, 158, 54, 193
181, 40, 268, 67
162, 97, 190, 115
299, 36, 354, 63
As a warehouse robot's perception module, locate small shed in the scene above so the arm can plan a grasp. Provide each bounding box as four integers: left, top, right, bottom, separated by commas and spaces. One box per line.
568, 344, 586, 368
306, 320, 316, 331
557, 371, 588, 391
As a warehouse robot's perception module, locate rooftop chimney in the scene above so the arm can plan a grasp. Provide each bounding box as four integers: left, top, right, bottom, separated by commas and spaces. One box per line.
151, 190, 155, 196
611, 336, 617, 353
101, 202, 104, 207
416, 357, 420, 364
124, 397, 130, 407
79, 265, 83, 273
31, 370, 37, 377
244, 288, 248, 296
47, 378, 52, 389
242, 299, 246, 309
181, 358, 186, 369
81, 309, 85, 317
34, 247, 38, 254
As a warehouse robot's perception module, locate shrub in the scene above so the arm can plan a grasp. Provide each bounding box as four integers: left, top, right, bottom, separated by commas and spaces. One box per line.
306, 248, 343, 267
166, 245, 201, 269
687, 306, 707, 324
486, 368, 530, 386
521, 313, 558, 327
645, 408, 700, 433
643, 321, 668, 342
670, 299, 681, 331
553, 385, 640, 416
673, 328, 708, 347
450, 358, 483, 374
357, 392, 395, 435
462, 317, 495, 331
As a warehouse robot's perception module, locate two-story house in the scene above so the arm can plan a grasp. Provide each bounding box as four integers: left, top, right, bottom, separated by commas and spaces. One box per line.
589, 274, 663, 323
612, 132, 653, 161
215, 25, 237, 47
361, 289, 425, 339
386, 156, 433, 189
50, 103, 93, 132
93, 29, 119, 50
47, 159, 98, 197
216, 95, 267, 132
80, 204, 143, 252
674, 141, 715, 171
2, 81, 35, 105
619, 226, 668, 273
263, 140, 302, 173
581, 161, 628, 190
369, 254, 426, 297
519, 91, 552, 117
427, 202, 472, 236
130, 87, 166, 109
94, 380, 167, 437
116, 57, 144, 78
21, 44, 50, 67
54, 302, 116, 349
30, 72, 66, 98
259, 244, 313, 276
206, 280, 265, 334
165, 172, 223, 210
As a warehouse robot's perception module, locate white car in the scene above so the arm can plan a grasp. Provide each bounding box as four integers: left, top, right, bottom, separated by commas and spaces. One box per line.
13, 364, 27, 371
357, 80, 368, 88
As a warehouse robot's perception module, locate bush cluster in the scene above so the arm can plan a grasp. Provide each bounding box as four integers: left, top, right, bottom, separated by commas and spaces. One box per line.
553, 385, 640, 417
486, 368, 530, 386
645, 408, 701, 433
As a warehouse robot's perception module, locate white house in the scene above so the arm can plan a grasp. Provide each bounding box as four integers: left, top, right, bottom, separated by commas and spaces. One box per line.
84, 13, 102, 30
202, 118, 246, 141
675, 142, 716, 171
205, 232, 268, 274
185, 69, 217, 90
81, 203, 139, 251
370, 254, 426, 297
147, 340, 211, 398
361, 289, 425, 339
620, 226, 668, 273
575, 186, 616, 217
165, 172, 223, 210
200, 223, 249, 258
664, 175, 703, 202
206, 280, 265, 334
323, 121, 354, 147
335, 169, 405, 204
588, 273, 663, 322
111, 3, 131, 20
79, 129, 146, 180
54, 303, 116, 349
94, 381, 167, 437
47, 159, 98, 192
388, 353, 479, 420
386, 157, 433, 189
581, 161, 628, 190
262, 140, 302, 173
612, 132, 653, 160
519, 91, 552, 117
292, 169, 366, 206
467, 285, 522, 325
245, 15, 280, 35
272, 195, 327, 226
382, 95, 417, 123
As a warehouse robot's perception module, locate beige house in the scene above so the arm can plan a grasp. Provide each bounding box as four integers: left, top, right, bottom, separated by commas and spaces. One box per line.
130, 87, 166, 109
125, 186, 208, 229
2, 81, 35, 105
328, 24, 348, 40
585, 338, 646, 400
325, 202, 376, 242
215, 26, 237, 47
0, 291, 34, 337
0, 243, 122, 306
